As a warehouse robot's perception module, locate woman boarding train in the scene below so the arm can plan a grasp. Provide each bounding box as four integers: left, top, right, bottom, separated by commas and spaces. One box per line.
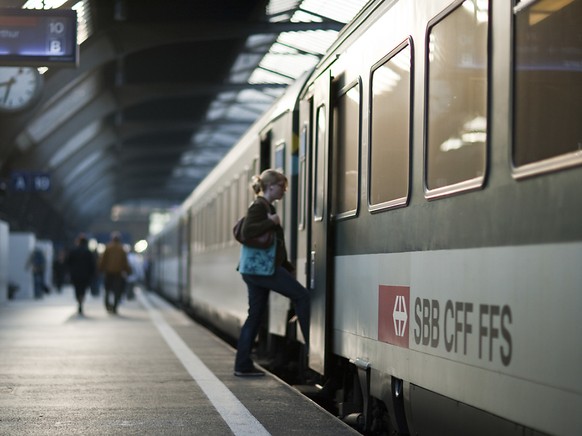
234, 169, 310, 377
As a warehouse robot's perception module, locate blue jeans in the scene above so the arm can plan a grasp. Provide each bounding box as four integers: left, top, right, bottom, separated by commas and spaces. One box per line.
235, 266, 310, 371
33, 272, 45, 299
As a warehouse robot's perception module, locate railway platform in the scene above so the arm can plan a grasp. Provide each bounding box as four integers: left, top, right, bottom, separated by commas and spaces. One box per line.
0, 287, 358, 436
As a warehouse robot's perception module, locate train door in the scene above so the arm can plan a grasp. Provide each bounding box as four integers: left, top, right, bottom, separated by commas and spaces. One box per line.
258, 130, 273, 350
307, 70, 333, 374
262, 122, 291, 341
296, 98, 312, 303
260, 130, 272, 172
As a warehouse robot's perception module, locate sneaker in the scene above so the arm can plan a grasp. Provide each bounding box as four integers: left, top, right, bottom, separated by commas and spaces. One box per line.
234, 367, 265, 377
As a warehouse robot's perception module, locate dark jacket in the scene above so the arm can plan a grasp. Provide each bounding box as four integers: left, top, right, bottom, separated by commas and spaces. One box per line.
242, 196, 291, 270
67, 243, 96, 284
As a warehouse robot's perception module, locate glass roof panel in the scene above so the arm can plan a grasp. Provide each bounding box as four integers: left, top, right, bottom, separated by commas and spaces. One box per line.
259, 52, 319, 79
267, 0, 301, 16
277, 30, 339, 55
179, 0, 370, 181
299, 0, 370, 23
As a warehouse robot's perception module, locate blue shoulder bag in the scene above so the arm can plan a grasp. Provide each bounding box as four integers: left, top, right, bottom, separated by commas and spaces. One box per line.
238, 240, 276, 276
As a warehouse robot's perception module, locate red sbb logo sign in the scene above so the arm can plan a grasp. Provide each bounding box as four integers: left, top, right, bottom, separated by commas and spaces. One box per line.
378, 285, 410, 348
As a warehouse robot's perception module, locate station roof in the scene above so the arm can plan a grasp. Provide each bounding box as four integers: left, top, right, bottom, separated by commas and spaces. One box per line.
0, 0, 368, 243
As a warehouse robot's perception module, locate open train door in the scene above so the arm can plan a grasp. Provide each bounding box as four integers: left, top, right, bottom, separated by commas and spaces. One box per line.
306, 70, 333, 375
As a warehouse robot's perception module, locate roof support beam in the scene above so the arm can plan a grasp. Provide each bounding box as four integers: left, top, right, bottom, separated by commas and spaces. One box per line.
111, 21, 345, 55
117, 119, 253, 140
115, 82, 286, 107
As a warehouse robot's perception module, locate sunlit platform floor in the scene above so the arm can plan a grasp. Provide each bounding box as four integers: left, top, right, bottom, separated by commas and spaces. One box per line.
0, 286, 358, 435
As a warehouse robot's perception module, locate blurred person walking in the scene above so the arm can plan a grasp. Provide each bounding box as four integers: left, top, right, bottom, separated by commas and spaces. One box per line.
99, 232, 131, 314
67, 234, 96, 315
27, 246, 47, 299
52, 248, 68, 293
126, 248, 143, 300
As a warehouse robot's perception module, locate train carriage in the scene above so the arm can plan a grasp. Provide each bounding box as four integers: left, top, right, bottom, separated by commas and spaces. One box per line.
157, 74, 309, 341
149, 0, 582, 434
149, 212, 190, 305
299, 0, 581, 434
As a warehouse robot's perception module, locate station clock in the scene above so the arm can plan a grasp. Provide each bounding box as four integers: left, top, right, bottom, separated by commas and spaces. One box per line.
0, 67, 43, 112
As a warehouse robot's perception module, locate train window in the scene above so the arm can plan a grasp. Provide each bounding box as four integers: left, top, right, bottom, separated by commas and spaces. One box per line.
512, 0, 582, 177
217, 196, 222, 246
275, 141, 286, 227
218, 192, 223, 245
206, 204, 212, 248
425, 0, 488, 197
202, 209, 206, 251
332, 83, 360, 218
216, 191, 222, 244
201, 206, 207, 249
298, 125, 308, 230
191, 210, 197, 254
196, 210, 202, 252
192, 212, 197, 254
275, 142, 285, 172
230, 180, 238, 242
222, 189, 229, 244
239, 169, 248, 216
369, 42, 412, 211
314, 105, 327, 221
200, 209, 206, 251
209, 198, 217, 247
206, 202, 213, 248
275, 142, 291, 227
247, 165, 255, 207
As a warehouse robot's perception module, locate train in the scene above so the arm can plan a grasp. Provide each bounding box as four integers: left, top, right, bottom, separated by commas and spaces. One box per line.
147, 0, 582, 434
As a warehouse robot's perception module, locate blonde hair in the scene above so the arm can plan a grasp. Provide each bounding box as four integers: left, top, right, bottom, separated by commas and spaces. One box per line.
250, 169, 287, 195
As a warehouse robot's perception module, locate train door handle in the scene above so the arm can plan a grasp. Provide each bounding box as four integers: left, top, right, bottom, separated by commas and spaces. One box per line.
310, 250, 316, 289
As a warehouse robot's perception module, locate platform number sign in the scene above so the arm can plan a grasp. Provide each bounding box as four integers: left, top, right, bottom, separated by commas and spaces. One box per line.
48, 18, 66, 55
32, 173, 51, 191
0, 8, 78, 67
10, 172, 51, 192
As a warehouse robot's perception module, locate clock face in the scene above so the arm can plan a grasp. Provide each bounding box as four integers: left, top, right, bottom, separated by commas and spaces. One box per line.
0, 67, 43, 112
